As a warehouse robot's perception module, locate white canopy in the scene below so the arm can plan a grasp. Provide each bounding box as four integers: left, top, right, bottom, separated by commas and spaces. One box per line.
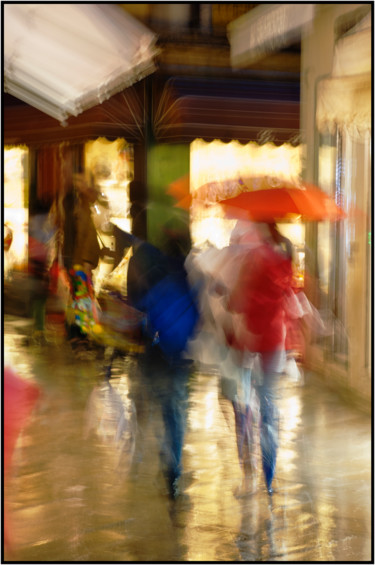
4, 4, 158, 124
316, 17, 372, 137
228, 3, 315, 67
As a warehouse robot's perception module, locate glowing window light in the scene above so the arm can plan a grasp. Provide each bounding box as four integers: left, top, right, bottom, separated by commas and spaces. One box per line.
85, 137, 133, 292
190, 139, 303, 249
85, 137, 133, 233
4, 147, 29, 271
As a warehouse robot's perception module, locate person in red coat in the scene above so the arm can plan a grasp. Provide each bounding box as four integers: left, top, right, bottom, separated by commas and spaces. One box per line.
227, 222, 294, 494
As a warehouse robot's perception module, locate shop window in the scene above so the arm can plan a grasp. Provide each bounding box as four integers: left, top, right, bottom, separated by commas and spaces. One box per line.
315, 8, 371, 372
317, 131, 349, 365
341, 130, 372, 370
4, 146, 29, 276
85, 138, 133, 232
189, 138, 302, 249
84, 137, 134, 291
317, 128, 371, 369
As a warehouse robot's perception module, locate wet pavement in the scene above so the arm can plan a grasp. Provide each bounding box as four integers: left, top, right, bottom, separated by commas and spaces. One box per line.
3, 314, 372, 563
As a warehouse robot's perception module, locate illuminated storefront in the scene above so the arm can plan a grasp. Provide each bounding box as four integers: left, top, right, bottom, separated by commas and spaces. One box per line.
189, 138, 303, 250
84, 137, 134, 291
301, 4, 371, 400
150, 73, 303, 269
315, 13, 371, 372
4, 146, 29, 276
85, 137, 133, 233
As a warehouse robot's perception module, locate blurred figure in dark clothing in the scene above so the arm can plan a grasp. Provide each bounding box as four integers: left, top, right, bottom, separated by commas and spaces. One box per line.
126, 226, 198, 499
28, 200, 55, 344
135, 338, 192, 498
61, 173, 101, 349
87, 198, 198, 497
62, 173, 100, 273
4, 222, 13, 282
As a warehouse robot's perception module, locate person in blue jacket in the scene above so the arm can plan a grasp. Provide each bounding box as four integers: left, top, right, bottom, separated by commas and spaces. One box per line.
126, 224, 199, 499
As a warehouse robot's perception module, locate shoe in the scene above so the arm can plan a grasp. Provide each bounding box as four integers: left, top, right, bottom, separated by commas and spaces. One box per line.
70, 336, 91, 353
166, 469, 181, 500
262, 452, 276, 495
32, 331, 47, 346
170, 477, 180, 500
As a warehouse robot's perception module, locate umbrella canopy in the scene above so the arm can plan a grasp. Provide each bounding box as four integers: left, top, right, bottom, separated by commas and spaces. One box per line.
195, 176, 304, 203
4, 4, 158, 124
220, 185, 345, 222
167, 174, 192, 210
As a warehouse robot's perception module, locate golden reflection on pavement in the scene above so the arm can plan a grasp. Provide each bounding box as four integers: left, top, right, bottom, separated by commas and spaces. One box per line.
3, 318, 372, 562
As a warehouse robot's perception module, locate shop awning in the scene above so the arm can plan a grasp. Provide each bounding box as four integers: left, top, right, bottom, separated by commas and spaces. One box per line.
316, 18, 371, 137
228, 4, 315, 67
4, 4, 157, 124
153, 76, 300, 145
3, 86, 145, 146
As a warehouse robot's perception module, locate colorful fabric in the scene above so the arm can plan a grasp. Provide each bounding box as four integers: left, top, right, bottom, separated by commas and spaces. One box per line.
66, 268, 100, 334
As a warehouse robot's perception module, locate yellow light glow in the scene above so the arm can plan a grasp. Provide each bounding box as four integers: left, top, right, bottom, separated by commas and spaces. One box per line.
190, 139, 303, 249
85, 138, 133, 291
278, 223, 305, 247
4, 146, 29, 271
281, 393, 302, 433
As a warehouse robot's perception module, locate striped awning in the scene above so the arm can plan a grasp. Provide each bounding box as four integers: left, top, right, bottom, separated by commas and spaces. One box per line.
153, 76, 300, 145
3, 86, 145, 146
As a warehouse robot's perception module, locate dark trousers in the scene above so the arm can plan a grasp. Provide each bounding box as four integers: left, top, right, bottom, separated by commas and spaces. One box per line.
137, 342, 191, 491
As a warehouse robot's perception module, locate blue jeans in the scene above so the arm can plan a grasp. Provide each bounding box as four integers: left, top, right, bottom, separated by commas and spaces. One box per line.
138, 342, 191, 492
255, 350, 285, 491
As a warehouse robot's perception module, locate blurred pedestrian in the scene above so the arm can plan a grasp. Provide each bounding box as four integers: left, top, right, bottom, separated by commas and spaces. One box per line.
4, 222, 14, 282
126, 223, 199, 499
62, 173, 101, 273
28, 200, 55, 344
61, 173, 102, 350
185, 221, 264, 494
227, 221, 294, 494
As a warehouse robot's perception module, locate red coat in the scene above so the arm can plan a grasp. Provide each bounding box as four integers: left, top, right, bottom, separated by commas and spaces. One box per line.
227, 242, 293, 352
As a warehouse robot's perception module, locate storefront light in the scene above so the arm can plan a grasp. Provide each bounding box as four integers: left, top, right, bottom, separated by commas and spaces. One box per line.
190, 139, 302, 248
4, 146, 29, 271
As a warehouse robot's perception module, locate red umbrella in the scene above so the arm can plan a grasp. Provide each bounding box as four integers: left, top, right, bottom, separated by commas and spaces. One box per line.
167, 174, 190, 201
167, 174, 192, 210
219, 185, 346, 222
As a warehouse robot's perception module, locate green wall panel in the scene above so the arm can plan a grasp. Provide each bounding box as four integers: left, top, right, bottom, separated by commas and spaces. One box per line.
147, 144, 190, 253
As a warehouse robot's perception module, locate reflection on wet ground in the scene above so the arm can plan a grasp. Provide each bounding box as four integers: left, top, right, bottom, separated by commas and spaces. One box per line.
4, 315, 372, 562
